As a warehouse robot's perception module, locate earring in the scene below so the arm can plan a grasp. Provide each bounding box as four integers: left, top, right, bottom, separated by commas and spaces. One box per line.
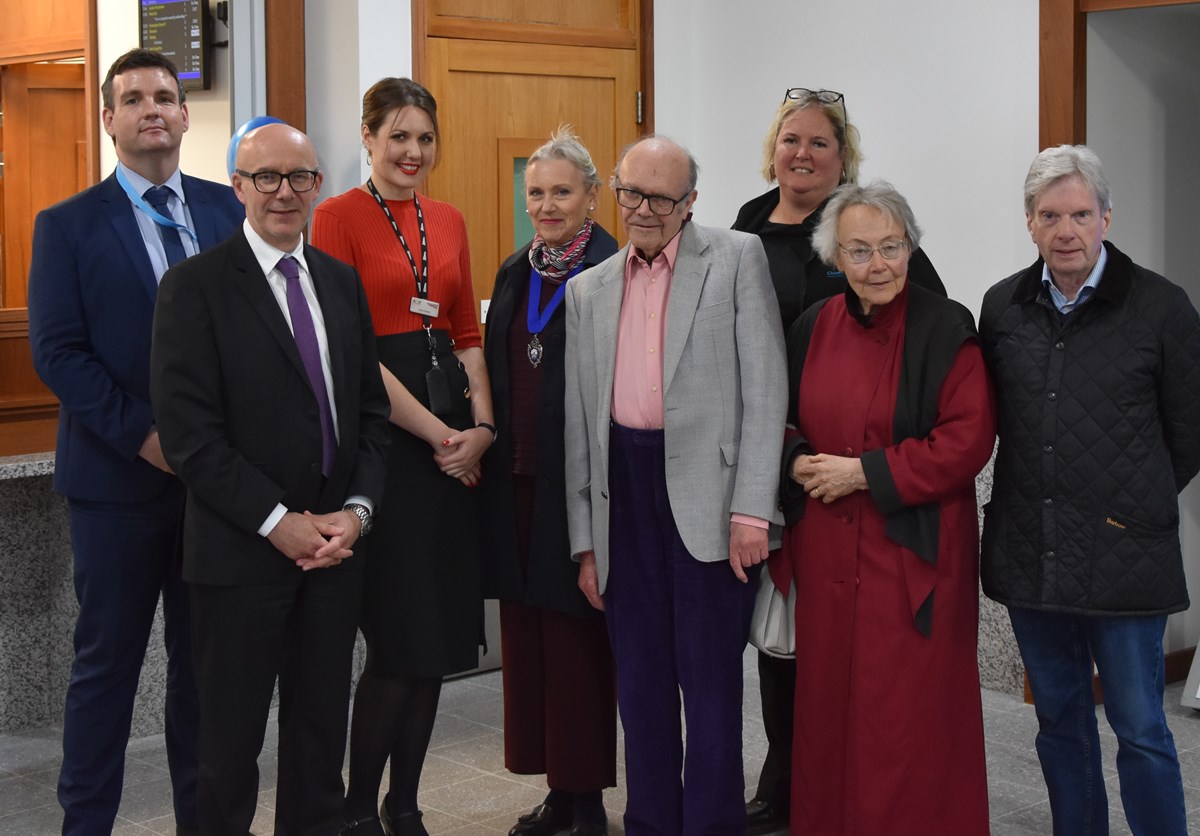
589, 205, 595, 211
525, 209, 530, 214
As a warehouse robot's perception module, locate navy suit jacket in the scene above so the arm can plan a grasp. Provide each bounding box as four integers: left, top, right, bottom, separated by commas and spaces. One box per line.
27, 172, 244, 502
150, 229, 391, 585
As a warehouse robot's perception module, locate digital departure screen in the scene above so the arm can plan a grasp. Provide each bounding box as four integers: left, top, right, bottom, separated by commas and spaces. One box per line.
140, 0, 210, 90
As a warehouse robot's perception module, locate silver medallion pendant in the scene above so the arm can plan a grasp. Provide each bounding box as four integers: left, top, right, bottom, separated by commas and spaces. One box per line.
526, 334, 544, 368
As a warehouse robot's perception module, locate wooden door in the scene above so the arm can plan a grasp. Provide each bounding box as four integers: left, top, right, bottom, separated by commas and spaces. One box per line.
423, 37, 641, 319
1, 61, 86, 308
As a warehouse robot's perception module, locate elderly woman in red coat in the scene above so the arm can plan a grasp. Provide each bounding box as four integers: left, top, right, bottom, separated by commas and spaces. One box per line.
776, 181, 996, 834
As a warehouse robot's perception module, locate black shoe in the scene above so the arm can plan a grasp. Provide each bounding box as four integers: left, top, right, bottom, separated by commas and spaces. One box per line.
380, 794, 429, 836
509, 801, 574, 835
746, 797, 788, 836
569, 817, 608, 836
339, 813, 385, 836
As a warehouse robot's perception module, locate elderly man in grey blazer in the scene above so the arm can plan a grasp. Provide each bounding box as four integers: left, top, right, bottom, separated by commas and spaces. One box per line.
564, 135, 786, 835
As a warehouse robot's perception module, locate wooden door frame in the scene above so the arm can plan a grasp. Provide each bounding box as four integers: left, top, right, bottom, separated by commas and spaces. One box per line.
1038, 0, 1195, 148
1034, 0, 1199, 697
265, 0, 306, 130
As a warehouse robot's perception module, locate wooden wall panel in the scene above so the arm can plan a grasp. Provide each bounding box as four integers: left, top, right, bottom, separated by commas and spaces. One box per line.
429, 0, 637, 48
0, 310, 57, 456
0, 0, 87, 63
433, 0, 628, 30
1, 63, 86, 309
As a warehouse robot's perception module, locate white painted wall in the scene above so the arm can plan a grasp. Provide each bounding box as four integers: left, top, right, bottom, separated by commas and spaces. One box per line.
304, 0, 412, 202
96, 0, 234, 184
652, 0, 1040, 319
1086, 5, 1200, 653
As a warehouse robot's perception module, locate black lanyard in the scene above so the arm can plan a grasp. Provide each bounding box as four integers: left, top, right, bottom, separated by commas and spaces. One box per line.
365, 178, 443, 360
366, 178, 430, 305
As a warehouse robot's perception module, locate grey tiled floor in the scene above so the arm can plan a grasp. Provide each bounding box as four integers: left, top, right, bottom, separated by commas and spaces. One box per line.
3, 648, 1200, 834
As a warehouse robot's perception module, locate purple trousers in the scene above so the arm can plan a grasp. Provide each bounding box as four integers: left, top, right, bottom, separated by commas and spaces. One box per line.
605, 423, 757, 835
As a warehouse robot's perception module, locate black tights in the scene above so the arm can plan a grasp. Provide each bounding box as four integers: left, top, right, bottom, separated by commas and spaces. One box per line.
344, 669, 442, 818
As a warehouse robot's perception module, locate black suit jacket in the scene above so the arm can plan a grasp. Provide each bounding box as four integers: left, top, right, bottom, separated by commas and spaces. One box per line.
480, 226, 618, 616
150, 228, 391, 585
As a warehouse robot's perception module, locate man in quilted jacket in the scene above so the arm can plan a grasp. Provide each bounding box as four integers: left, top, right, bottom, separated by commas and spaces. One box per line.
979, 144, 1200, 836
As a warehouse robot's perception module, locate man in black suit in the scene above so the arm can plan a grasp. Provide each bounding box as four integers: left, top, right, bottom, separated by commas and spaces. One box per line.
150, 122, 390, 835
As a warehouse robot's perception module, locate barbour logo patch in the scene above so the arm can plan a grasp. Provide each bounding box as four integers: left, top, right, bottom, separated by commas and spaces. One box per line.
1105, 517, 1127, 530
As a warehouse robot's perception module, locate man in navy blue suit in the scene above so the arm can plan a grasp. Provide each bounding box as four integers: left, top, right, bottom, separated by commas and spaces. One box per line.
27, 49, 243, 836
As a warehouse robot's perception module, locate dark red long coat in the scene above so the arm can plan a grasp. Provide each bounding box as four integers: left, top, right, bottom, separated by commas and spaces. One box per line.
780, 288, 996, 835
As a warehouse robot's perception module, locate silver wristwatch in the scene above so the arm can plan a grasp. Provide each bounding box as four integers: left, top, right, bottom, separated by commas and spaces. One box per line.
343, 503, 373, 537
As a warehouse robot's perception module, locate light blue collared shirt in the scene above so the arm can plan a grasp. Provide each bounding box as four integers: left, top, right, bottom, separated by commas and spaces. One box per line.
1042, 246, 1108, 314
117, 162, 199, 282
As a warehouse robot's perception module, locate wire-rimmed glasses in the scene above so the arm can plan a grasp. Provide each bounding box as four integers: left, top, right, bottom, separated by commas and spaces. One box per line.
839, 239, 910, 264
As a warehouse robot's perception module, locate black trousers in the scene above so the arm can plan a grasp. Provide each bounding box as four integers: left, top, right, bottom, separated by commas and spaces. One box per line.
191, 563, 363, 835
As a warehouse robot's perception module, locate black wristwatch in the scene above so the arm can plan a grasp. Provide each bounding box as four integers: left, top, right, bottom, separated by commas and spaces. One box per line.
343, 502, 373, 537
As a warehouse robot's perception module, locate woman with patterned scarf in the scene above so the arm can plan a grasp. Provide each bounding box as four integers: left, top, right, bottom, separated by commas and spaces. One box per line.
480, 126, 619, 836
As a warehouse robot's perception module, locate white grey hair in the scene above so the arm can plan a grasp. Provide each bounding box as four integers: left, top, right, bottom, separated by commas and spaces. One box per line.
527, 124, 600, 190
812, 180, 922, 265
1023, 144, 1112, 215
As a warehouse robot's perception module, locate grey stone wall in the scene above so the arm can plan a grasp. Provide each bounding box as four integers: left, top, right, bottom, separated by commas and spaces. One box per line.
0, 452, 1024, 738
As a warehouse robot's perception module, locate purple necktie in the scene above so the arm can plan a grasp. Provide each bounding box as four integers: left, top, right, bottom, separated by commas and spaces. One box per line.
277, 256, 337, 476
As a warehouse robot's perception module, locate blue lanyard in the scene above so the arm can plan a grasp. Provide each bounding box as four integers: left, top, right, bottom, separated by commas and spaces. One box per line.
115, 166, 200, 244
526, 265, 582, 335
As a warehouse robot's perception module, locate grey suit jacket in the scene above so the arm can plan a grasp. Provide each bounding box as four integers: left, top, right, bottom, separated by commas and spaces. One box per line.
564, 221, 787, 592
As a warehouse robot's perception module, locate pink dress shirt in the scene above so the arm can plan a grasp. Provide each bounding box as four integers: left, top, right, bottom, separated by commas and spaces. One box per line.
611, 235, 680, 429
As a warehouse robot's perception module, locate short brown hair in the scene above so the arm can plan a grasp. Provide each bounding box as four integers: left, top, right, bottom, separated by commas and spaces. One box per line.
102, 49, 185, 111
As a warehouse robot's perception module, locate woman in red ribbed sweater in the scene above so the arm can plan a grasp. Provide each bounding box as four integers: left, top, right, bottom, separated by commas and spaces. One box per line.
312, 77, 493, 836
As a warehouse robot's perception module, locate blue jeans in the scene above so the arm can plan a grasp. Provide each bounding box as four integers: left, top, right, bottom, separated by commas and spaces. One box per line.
1008, 607, 1187, 836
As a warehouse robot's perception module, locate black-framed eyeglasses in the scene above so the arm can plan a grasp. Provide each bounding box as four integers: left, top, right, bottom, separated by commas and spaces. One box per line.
839, 239, 910, 264
614, 186, 690, 216
783, 88, 845, 106
235, 169, 320, 194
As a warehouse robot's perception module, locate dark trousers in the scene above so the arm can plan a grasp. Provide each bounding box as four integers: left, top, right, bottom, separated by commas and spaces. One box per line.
606, 423, 758, 835
59, 484, 197, 836
501, 475, 617, 791
499, 599, 617, 790
753, 651, 794, 813
190, 563, 363, 836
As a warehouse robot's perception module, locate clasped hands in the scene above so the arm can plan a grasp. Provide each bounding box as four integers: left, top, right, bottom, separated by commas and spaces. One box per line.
267, 509, 362, 571
791, 453, 867, 504
432, 425, 493, 487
